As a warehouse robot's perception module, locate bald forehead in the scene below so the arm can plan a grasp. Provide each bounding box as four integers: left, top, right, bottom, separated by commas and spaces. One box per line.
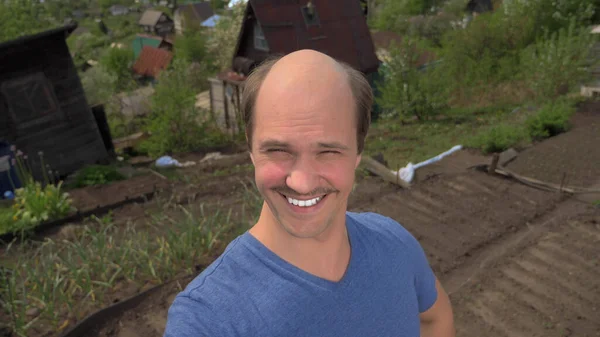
257, 50, 351, 105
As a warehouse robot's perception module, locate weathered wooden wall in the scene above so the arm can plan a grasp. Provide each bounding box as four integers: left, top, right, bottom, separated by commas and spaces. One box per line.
0, 31, 108, 179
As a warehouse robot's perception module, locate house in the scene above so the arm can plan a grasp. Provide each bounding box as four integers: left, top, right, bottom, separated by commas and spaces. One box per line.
174, 2, 215, 34
132, 34, 173, 59
0, 24, 110, 180
132, 46, 173, 79
207, 0, 380, 133
109, 4, 130, 16
138, 10, 174, 37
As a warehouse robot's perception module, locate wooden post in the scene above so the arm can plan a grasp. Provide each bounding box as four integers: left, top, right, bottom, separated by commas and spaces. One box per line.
488, 153, 499, 174
209, 82, 215, 122
235, 85, 243, 134
222, 80, 230, 130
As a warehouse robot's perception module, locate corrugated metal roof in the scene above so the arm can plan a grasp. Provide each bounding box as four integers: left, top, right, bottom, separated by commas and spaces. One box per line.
132, 46, 173, 78
132, 34, 163, 59
139, 10, 165, 26
234, 0, 380, 75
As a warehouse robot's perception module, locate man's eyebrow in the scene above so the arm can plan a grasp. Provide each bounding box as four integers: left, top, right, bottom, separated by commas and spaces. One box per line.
317, 142, 350, 150
258, 139, 289, 150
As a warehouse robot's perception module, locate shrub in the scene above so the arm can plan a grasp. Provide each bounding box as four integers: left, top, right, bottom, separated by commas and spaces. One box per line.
142, 59, 231, 158
469, 124, 527, 154
11, 181, 72, 231
377, 39, 448, 120
73, 165, 125, 188
525, 99, 576, 140
520, 20, 597, 100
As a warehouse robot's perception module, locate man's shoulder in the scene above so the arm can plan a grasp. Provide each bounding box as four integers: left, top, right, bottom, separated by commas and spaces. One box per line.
179, 235, 253, 302
347, 211, 421, 251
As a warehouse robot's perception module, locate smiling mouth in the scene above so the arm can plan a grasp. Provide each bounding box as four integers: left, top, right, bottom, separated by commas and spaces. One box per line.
280, 193, 327, 207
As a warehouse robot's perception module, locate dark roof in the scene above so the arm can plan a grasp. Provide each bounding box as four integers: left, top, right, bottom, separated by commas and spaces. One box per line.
132, 46, 173, 78
177, 2, 214, 23
0, 23, 77, 50
234, 0, 379, 75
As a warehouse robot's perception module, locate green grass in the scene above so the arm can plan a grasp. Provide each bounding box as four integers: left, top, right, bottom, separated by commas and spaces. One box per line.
0, 185, 262, 336
0, 204, 16, 234
71, 165, 126, 188
365, 106, 517, 169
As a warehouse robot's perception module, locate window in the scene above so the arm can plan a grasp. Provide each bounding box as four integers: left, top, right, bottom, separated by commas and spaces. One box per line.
1, 72, 62, 129
301, 3, 320, 27
253, 22, 269, 51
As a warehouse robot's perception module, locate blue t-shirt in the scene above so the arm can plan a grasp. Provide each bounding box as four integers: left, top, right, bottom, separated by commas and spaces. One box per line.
164, 212, 437, 337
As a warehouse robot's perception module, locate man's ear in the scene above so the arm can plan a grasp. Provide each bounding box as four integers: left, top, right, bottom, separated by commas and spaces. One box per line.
355, 154, 362, 169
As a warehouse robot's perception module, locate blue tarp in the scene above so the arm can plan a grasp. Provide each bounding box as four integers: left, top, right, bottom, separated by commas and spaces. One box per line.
201, 14, 221, 28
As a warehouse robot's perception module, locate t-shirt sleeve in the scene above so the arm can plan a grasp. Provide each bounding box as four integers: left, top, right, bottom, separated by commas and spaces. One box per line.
163, 294, 226, 337
407, 234, 438, 313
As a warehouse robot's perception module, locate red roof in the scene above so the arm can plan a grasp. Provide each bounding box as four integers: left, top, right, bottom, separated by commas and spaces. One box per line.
132, 46, 173, 78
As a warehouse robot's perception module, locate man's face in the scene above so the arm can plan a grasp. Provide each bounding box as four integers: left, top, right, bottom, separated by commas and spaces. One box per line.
250, 66, 361, 239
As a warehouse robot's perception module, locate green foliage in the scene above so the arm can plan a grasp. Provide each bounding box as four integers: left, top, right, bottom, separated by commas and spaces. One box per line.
80, 65, 118, 106
525, 99, 576, 140
73, 165, 125, 188
141, 59, 231, 157
10, 182, 72, 232
372, 0, 437, 32
99, 47, 135, 91
0, 150, 73, 235
174, 29, 216, 72
468, 124, 527, 154
207, 2, 245, 71
0, 0, 60, 42
210, 0, 229, 10
520, 20, 597, 99
377, 39, 447, 120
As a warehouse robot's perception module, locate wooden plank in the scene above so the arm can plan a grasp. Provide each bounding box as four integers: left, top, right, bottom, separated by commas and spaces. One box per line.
361, 156, 411, 188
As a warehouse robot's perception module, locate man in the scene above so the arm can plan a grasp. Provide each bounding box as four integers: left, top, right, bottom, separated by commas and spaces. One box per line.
164, 50, 455, 336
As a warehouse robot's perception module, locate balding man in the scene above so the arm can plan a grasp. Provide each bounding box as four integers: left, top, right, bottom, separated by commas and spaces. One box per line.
164, 50, 455, 337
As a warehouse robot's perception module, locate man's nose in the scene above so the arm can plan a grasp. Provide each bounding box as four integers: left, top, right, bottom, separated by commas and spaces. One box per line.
286, 157, 319, 195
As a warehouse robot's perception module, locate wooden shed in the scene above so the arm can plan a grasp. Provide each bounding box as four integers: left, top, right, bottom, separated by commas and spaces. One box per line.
0, 23, 109, 179
208, 0, 380, 134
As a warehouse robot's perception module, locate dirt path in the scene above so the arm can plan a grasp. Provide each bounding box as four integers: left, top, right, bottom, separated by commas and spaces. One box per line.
506, 100, 600, 189
452, 205, 600, 337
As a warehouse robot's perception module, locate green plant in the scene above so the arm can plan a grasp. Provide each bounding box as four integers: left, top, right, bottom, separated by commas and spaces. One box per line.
141, 59, 231, 157
1, 149, 74, 236
468, 124, 527, 154
377, 39, 447, 120
525, 99, 576, 140
520, 20, 597, 100
74, 165, 125, 187
0, 190, 261, 336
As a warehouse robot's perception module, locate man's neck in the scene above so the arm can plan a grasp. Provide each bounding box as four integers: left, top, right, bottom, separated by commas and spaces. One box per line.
249, 208, 351, 282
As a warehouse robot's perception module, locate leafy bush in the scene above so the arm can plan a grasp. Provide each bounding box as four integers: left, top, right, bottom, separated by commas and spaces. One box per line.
520, 20, 597, 99
525, 99, 576, 140
141, 59, 231, 158
11, 182, 72, 231
0, 149, 74, 235
73, 165, 125, 187
468, 124, 527, 154
99, 47, 135, 91
377, 39, 448, 120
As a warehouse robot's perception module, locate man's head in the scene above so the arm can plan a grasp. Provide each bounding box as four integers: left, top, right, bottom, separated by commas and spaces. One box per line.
242, 50, 373, 239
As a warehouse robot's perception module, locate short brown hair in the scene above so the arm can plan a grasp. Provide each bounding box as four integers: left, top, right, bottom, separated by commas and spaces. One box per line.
241, 55, 373, 153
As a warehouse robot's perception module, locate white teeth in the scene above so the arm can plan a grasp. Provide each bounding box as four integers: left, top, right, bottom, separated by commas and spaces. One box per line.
286, 195, 323, 207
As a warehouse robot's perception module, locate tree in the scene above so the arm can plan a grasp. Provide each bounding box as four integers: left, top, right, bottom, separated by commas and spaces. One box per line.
206, 1, 245, 71
0, 0, 59, 42
99, 47, 135, 91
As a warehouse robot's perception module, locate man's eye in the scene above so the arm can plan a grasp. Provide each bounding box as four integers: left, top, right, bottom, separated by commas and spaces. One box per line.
267, 149, 286, 153
320, 151, 340, 155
